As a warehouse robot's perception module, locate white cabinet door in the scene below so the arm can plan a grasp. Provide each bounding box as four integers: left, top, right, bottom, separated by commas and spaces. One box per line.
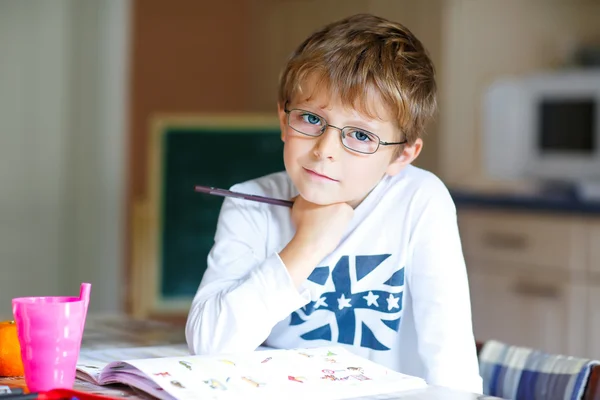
468, 268, 588, 358
589, 223, 600, 274
588, 286, 600, 359
458, 210, 585, 273
588, 221, 600, 359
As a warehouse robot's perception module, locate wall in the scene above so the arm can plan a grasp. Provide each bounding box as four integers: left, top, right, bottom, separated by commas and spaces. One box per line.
125, 0, 255, 313
438, 0, 600, 186
246, 0, 443, 172
0, 0, 442, 319
127, 0, 254, 202
125, 0, 444, 315
64, 0, 130, 313
127, 0, 444, 206
0, 1, 70, 318
0, 0, 129, 318
5, 0, 596, 318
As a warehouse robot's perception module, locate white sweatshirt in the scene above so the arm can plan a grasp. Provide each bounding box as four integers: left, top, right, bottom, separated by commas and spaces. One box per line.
185, 165, 483, 394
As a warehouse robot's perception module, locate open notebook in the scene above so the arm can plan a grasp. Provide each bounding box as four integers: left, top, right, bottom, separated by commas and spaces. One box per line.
76, 344, 427, 400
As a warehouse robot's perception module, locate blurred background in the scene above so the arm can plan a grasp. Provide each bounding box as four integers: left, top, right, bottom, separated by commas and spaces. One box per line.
2, 0, 600, 360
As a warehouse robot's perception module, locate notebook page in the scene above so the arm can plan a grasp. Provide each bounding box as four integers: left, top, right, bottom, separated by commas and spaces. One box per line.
76, 344, 189, 384
119, 346, 427, 400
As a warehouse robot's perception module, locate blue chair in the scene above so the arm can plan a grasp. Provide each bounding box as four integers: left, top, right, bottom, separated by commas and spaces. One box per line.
476, 340, 600, 400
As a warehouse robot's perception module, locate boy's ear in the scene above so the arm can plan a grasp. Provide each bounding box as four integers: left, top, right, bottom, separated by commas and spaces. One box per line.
385, 138, 423, 176
277, 102, 288, 142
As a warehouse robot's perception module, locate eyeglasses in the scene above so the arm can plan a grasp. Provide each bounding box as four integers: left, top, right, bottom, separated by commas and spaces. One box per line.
284, 104, 407, 155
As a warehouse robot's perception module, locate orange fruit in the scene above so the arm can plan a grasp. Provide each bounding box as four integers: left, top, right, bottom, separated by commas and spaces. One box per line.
0, 320, 24, 377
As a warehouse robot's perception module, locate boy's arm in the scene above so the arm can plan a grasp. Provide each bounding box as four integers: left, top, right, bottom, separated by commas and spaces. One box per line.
185, 195, 310, 356
185, 191, 352, 356
408, 184, 483, 394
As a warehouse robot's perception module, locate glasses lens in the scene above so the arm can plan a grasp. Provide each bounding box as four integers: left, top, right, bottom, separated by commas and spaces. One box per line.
288, 110, 325, 136
342, 128, 379, 154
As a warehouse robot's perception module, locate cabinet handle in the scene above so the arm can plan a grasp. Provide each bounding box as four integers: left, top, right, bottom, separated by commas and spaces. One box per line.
512, 281, 561, 299
482, 231, 528, 250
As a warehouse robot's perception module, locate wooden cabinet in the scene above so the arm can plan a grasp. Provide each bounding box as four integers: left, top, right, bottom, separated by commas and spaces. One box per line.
468, 268, 588, 358
589, 223, 600, 274
589, 223, 600, 359
459, 210, 587, 272
458, 209, 594, 359
588, 286, 600, 359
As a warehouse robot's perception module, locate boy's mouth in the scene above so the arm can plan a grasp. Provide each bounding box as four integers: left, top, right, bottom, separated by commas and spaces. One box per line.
303, 167, 339, 182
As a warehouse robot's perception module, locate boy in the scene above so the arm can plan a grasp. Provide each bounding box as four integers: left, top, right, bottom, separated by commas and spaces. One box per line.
186, 13, 483, 393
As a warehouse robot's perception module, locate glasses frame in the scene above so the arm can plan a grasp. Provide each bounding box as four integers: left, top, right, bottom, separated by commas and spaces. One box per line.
283, 103, 407, 155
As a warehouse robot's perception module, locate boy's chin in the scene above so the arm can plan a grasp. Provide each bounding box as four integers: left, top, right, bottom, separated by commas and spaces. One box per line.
298, 189, 348, 206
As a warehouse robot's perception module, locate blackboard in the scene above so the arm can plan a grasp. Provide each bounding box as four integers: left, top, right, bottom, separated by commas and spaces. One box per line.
140, 115, 283, 315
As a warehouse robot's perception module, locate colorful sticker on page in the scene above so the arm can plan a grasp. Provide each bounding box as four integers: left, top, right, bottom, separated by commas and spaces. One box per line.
218, 359, 236, 367
170, 380, 185, 389
179, 361, 192, 371
288, 376, 306, 383
204, 378, 227, 391
241, 376, 265, 388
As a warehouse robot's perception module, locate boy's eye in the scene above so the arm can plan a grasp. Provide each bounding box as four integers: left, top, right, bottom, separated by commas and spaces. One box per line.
348, 130, 374, 142
301, 113, 322, 125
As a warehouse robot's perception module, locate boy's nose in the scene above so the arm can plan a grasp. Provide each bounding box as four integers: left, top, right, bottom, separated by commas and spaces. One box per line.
313, 126, 343, 160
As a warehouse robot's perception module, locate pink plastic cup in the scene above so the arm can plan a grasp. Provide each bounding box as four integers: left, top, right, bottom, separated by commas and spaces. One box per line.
12, 283, 91, 392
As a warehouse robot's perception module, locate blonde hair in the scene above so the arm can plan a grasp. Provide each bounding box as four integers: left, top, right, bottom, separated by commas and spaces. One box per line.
278, 13, 437, 145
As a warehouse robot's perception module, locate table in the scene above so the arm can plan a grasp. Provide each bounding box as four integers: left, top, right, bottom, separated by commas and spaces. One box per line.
0, 314, 503, 399
0, 314, 186, 399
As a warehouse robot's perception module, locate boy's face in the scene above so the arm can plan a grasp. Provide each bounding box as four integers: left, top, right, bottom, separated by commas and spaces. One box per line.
278, 88, 422, 208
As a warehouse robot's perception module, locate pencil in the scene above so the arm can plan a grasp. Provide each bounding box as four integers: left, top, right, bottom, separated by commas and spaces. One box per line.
194, 185, 294, 208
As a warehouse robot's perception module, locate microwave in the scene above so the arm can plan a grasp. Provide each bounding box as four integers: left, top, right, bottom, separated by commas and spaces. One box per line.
483, 69, 600, 187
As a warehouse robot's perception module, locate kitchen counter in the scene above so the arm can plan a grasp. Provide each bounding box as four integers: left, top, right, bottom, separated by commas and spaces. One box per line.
451, 188, 600, 215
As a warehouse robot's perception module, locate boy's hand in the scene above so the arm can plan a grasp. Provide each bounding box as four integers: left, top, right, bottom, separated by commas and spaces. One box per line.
279, 196, 354, 288
291, 196, 354, 256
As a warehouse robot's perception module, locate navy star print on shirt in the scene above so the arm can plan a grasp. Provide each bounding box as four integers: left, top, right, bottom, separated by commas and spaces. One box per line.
289, 254, 404, 351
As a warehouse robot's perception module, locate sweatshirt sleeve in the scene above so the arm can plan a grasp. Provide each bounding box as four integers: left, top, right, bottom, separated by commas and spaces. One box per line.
185, 191, 311, 356
407, 181, 483, 394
